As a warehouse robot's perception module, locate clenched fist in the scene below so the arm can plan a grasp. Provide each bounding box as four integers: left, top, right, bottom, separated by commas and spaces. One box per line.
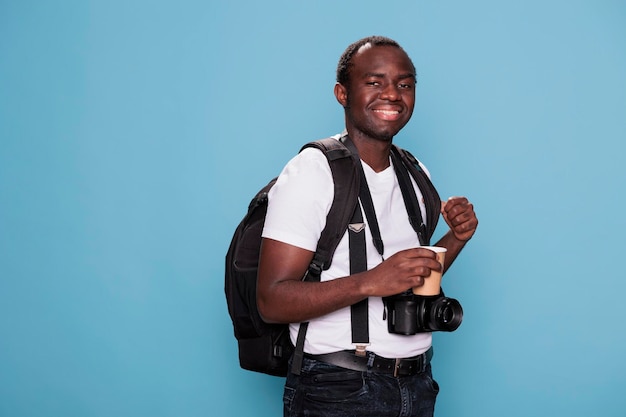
441, 197, 478, 242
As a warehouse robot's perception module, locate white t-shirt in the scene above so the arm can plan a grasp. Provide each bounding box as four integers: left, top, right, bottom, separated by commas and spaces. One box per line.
262, 136, 433, 358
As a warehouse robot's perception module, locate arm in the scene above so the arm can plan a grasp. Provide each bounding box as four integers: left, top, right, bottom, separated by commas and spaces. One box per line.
435, 196, 479, 273
257, 238, 443, 324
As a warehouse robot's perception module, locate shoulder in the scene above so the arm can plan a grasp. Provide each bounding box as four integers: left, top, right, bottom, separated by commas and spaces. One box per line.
280, 134, 348, 176
275, 146, 333, 181
269, 144, 334, 198
263, 142, 336, 251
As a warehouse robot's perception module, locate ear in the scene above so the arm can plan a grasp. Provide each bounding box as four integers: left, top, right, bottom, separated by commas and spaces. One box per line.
334, 82, 348, 107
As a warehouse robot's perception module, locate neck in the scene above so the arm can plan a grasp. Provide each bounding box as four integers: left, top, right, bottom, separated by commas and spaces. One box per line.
346, 130, 393, 173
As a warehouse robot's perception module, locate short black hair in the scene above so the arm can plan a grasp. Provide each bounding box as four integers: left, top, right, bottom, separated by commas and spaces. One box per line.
336, 36, 415, 85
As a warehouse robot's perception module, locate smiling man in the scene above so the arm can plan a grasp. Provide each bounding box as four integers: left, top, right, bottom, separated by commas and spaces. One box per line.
257, 36, 478, 417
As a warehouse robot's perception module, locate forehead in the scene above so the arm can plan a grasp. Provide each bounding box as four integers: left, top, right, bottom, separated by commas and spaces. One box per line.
351, 44, 414, 76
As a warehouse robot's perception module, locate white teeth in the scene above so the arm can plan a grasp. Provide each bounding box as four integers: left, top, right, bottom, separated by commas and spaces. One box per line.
375, 110, 399, 115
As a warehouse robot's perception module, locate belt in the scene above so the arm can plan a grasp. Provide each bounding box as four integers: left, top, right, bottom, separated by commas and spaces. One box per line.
304, 347, 433, 377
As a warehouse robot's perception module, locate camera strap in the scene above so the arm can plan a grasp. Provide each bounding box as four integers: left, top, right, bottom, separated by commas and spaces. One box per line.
390, 146, 428, 246
341, 135, 435, 351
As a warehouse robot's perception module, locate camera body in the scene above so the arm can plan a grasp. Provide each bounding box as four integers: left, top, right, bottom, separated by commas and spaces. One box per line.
384, 291, 463, 334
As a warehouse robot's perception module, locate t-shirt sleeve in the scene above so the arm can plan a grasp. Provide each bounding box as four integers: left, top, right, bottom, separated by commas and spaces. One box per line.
261, 147, 334, 252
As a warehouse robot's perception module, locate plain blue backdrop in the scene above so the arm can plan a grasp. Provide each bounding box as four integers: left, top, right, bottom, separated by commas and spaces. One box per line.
1, 1, 625, 416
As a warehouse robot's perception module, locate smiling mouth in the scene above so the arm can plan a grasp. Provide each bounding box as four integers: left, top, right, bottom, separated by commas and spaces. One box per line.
373, 109, 400, 115
372, 108, 402, 121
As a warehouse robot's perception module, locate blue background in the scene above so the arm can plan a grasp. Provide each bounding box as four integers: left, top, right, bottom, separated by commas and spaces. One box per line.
1, 1, 625, 416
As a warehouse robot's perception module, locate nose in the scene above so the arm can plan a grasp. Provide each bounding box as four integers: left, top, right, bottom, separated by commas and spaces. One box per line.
380, 83, 400, 101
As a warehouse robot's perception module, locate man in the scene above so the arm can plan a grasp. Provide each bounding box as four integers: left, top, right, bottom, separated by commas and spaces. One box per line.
257, 36, 478, 417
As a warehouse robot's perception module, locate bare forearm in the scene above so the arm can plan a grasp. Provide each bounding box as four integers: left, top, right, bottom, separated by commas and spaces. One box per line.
257, 238, 371, 323
434, 229, 468, 273
258, 273, 370, 324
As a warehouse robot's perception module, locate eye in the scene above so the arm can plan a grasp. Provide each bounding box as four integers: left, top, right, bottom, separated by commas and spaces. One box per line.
366, 81, 380, 86
398, 82, 414, 89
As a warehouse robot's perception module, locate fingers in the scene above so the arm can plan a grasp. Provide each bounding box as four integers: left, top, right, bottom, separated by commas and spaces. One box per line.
443, 197, 470, 226
442, 196, 467, 214
369, 249, 443, 297
400, 251, 442, 291
442, 196, 478, 241
398, 248, 442, 273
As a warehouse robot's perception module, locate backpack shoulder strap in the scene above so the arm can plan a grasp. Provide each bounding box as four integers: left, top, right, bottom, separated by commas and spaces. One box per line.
392, 145, 441, 244
291, 137, 360, 375
300, 137, 360, 273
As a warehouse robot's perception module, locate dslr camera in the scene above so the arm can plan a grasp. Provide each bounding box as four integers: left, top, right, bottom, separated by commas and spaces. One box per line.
384, 291, 463, 334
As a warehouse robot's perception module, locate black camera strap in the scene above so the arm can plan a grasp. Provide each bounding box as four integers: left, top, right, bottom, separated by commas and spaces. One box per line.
390, 146, 428, 246
341, 135, 431, 351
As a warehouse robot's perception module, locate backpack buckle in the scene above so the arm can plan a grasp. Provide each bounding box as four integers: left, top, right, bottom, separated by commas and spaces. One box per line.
354, 344, 370, 357
306, 260, 323, 280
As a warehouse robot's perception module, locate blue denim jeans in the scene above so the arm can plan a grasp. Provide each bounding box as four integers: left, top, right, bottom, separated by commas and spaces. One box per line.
283, 353, 439, 417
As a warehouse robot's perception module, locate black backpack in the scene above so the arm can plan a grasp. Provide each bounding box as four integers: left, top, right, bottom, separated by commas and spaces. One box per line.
225, 136, 441, 377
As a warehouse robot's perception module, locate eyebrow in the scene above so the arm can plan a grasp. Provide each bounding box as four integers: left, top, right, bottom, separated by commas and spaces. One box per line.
364, 72, 416, 80
398, 73, 416, 81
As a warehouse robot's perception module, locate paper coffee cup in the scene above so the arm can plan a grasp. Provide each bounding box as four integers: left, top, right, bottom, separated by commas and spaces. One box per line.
412, 246, 447, 296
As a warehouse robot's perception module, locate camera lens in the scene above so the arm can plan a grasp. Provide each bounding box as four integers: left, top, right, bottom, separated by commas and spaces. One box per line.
430, 297, 463, 331
384, 292, 463, 334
